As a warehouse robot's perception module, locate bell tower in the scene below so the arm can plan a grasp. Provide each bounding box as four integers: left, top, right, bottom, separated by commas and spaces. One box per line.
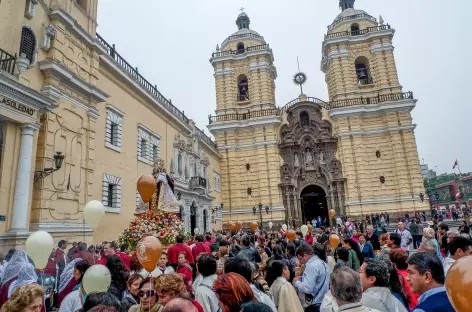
208, 11, 283, 225
322, 0, 428, 216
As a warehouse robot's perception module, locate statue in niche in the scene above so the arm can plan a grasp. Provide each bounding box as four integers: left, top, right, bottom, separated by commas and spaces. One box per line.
294, 153, 300, 167
305, 149, 313, 167
319, 151, 325, 164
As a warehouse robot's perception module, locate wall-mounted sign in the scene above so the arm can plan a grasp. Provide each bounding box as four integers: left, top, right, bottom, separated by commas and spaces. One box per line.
0, 95, 35, 116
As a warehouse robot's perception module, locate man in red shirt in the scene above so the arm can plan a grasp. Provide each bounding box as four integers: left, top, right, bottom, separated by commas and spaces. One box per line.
54, 240, 68, 274
117, 244, 131, 269
98, 241, 131, 269
167, 235, 194, 268
204, 234, 213, 248
192, 235, 210, 260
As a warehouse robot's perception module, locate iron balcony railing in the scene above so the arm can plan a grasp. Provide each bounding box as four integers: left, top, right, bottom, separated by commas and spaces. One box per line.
328, 13, 377, 30
330, 91, 414, 109
190, 176, 207, 188
212, 44, 270, 58
209, 92, 414, 123
0, 48, 16, 75
325, 24, 391, 40
221, 32, 264, 48
96, 34, 216, 148
209, 108, 279, 124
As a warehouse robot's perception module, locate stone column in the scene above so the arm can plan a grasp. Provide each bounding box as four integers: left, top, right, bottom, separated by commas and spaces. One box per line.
293, 194, 300, 223
337, 182, 344, 215
285, 190, 292, 227
10, 123, 39, 232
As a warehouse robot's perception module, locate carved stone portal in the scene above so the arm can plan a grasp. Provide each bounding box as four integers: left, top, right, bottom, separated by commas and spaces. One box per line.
279, 101, 345, 227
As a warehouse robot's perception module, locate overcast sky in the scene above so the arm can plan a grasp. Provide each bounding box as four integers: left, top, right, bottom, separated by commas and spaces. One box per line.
97, 0, 470, 174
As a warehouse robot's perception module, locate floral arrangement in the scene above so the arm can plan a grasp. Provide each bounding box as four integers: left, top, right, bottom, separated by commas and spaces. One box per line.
118, 210, 186, 248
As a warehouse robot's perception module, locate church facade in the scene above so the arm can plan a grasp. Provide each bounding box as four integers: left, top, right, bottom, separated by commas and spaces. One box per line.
208, 0, 428, 228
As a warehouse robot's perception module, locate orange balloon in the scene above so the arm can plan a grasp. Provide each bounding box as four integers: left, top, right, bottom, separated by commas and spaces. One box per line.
135, 236, 162, 273
445, 255, 472, 311
308, 224, 313, 233
228, 222, 236, 231
286, 230, 296, 241
235, 222, 242, 231
329, 209, 335, 218
250, 222, 258, 231
137, 175, 157, 203
329, 234, 340, 249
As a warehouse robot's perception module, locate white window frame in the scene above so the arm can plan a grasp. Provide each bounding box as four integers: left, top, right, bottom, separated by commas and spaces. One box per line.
105, 105, 124, 152
213, 172, 221, 192
24, 0, 38, 19
102, 174, 122, 213
137, 125, 160, 165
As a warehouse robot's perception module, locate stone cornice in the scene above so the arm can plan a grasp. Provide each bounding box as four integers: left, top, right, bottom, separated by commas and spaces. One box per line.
345, 195, 424, 206
49, 8, 94, 47
0, 72, 56, 112
210, 49, 274, 66
336, 124, 416, 138
207, 115, 282, 133
329, 98, 417, 119
39, 59, 108, 103
217, 140, 278, 151
222, 205, 284, 215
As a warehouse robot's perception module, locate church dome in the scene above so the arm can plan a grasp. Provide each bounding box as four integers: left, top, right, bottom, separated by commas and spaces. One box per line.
221, 12, 265, 49
329, 2, 376, 30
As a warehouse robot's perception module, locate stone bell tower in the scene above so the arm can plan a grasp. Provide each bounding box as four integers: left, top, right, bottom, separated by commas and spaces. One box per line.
208, 11, 283, 225
321, 0, 428, 216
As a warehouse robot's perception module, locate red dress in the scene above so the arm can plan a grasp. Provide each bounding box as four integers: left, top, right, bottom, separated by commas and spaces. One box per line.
0, 278, 16, 307
167, 244, 194, 266
57, 279, 78, 307
192, 242, 211, 260
176, 264, 193, 284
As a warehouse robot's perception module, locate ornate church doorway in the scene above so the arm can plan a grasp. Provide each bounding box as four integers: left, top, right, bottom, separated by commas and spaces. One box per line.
190, 202, 197, 235
301, 185, 328, 224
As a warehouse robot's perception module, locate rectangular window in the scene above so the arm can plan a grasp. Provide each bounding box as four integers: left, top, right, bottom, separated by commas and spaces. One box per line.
110, 123, 118, 145
107, 184, 115, 208
153, 144, 159, 161
213, 173, 221, 192
105, 105, 123, 152
140, 138, 147, 158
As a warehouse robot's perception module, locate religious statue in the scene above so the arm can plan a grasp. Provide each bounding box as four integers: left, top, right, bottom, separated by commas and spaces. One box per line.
294, 152, 300, 167
319, 151, 325, 164
305, 149, 313, 166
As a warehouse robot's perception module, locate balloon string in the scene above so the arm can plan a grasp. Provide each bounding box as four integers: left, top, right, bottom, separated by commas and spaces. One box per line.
41, 270, 46, 310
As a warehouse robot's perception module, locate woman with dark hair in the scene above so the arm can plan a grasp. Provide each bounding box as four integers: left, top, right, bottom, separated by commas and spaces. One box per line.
285, 243, 298, 280
358, 233, 375, 259
106, 255, 129, 300
266, 261, 303, 312
213, 273, 255, 312
312, 243, 327, 262
58, 259, 90, 306
240, 302, 273, 312
341, 238, 363, 271
383, 259, 410, 310
120, 274, 143, 312
334, 247, 349, 270
128, 276, 163, 312
267, 245, 284, 267
389, 248, 419, 310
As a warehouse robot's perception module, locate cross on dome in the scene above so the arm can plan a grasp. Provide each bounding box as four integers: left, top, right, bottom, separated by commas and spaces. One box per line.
236, 9, 250, 30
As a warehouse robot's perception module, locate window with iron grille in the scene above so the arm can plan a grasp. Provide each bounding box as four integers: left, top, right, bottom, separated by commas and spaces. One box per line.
110, 123, 118, 145
152, 144, 159, 161
20, 27, 36, 64
102, 174, 121, 211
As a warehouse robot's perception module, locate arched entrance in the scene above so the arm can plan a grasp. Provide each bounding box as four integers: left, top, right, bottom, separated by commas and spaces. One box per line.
300, 185, 328, 225
190, 202, 197, 235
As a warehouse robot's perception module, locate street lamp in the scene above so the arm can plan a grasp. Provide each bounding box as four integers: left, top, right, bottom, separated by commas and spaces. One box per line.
253, 203, 270, 229
419, 193, 424, 202
34, 152, 65, 183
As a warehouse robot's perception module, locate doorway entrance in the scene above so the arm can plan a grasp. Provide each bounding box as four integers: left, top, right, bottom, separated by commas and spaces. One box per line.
190, 202, 197, 235
300, 185, 328, 225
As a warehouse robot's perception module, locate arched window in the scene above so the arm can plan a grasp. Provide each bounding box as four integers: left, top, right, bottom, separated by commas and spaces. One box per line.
237, 75, 249, 101
236, 42, 245, 54
178, 154, 183, 175
300, 111, 310, 127
19, 27, 36, 65
351, 23, 360, 35
355, 57, 373, 85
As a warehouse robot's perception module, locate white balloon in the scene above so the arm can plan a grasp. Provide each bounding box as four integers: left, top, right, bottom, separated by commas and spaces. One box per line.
194, 228, 200, 234
268, 222, 273, 229
25, 231, 54, 269
300, 225, 308, 237
83, 200, 105, 230
282, 224, 287, 231
83, 265, 111, 294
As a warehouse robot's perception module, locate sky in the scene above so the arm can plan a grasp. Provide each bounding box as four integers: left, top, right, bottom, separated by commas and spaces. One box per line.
96, 0, 471, 174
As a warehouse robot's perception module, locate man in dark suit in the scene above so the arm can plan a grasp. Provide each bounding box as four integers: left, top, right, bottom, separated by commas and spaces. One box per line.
366, 225, 380, 251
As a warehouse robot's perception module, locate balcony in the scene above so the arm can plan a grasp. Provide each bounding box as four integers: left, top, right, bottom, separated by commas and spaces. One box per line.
325, 25, 391, 40
330, 91, 414, 109
209, 108, 279, 124
190, 176, 207, 189
0, 48, 16, 75
212, 44, 270, 58
328, 13, 377, 30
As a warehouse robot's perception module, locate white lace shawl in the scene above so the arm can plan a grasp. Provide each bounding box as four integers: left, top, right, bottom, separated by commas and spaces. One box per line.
156, 173, 179, 213
58, 258, 83, 293
8, 263, 38, 297
1, 250, 30, 286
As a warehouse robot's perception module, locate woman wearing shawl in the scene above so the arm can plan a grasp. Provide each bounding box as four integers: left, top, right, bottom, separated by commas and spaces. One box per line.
5, 262, 46, 312
57, 259, 90, 307
0, 250, 30, 307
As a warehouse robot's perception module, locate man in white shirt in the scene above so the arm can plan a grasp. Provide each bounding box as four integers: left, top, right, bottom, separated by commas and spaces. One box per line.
443, 236, 472, 275
195, 254, 219, 312
396, 222, 413, 251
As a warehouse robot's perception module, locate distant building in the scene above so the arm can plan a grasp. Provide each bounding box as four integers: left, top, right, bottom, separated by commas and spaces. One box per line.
421, 164, 437, 179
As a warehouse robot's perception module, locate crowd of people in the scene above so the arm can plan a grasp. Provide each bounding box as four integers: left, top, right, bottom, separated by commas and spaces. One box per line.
0, 214, 471, 312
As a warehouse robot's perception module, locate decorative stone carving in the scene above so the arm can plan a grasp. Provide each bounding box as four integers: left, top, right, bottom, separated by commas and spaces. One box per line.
279, 100, 345, 226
